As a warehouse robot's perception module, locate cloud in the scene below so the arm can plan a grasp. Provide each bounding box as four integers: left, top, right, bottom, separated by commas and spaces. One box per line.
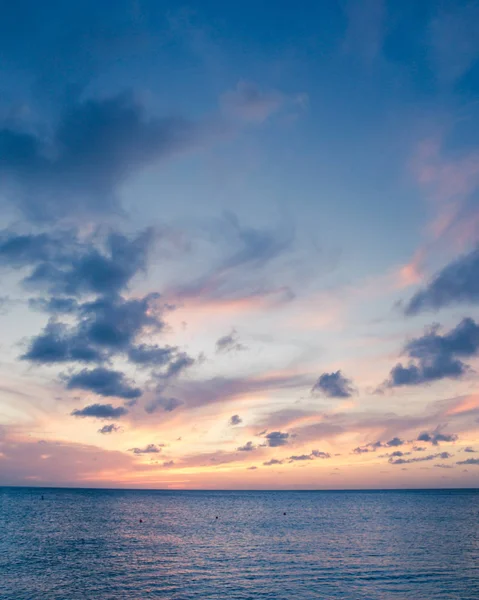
216, 329, 246, 353
386, 437, 404, 447
353, 441, 382, 454
160, 352, 195, 380
288, 454, 313, 462
463, 446, 476, 453
0, 227, 153, 296
263, 458, 283, 466
29, 297, 79, 314
265, 431, 289, 447
229, 414, 242, 426
456, 458, 479, 465
65, 367, 142, 400
129, 444, 161, 455
21, 320, 104, 364
71, 403, 128, 419
435, 464, 454, 469
247, 466, 258, 470
405, 248, 479, 315
417, 430, 458, 445
127, 344, 175, 367
163, 460, 175, 468
311, 450, 331, 459
388, 452, 453, 465
386, 318, 479, 387
144, 397, 184, 414
98, 424, 121, 434
312, 371, 354, 398
0, 94, 196, 221
237, 441, 255, 452
22, 293, 162, 365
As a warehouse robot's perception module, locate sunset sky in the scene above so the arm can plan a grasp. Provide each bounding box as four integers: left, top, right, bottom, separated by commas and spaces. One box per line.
1, 0, 479, 489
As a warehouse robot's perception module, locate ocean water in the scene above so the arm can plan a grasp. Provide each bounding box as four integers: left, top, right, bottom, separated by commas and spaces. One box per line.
1, 488, 478, 600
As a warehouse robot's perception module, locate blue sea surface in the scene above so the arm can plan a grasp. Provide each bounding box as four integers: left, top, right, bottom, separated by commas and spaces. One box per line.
1, 488, 478, 599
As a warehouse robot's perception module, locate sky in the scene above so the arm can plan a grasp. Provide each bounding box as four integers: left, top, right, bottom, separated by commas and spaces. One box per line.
1, 0, 479, 490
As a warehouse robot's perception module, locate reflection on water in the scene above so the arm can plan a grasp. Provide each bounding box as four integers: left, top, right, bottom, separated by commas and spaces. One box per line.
1, 488, 478, 599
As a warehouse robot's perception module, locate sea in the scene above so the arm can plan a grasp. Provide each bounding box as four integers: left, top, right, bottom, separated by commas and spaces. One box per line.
1, 488, 478, 599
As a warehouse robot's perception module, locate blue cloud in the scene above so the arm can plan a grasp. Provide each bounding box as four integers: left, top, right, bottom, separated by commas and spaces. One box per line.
417, 431, 458, 446
98, 424, 121, 434
216, 329, 246, 353
128, 344, 174, 366
405, 248, 479, 315
265, 431, 289, 447
456, 458, 479, 465
387, 318, 479, 386
0, 94, 195, 221
0, 228, 153, 297
237, 441, 255, 452
71, 403, 128, 419
388, 452, 453, 465
144, 397, 184, 414
21, 320, 103, 364
129, 444, 161, 455
65, 367, 141, 399
229, 414, 242, 426
312, 370, 354, 398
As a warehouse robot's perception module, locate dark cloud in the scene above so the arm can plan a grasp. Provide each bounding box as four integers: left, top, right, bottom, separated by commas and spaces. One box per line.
29, 297, 79, 314
237, 441, 255, 452
386, 318, 479, 387
71, 403, 128, 419
160, 352, 195, 380
463, 446, 476, 453
456, 458, 479, 465
434, 464, 454, 469
128, 344, 174, 367
229, 414, 242, 426
388, 451, 452, 465
0, 94, 195, 221
289, 454, 313, 461
129, 444, 161, 455
144, 396, 184, 414
380, 450, 411, 458
65, 367, 141, 399
265, 431, 289, 447
247, 466, 258, 470
312, 370, 354, 398
0, 228, 153, 297
417, 430, 458, 445
263, 458, 283, 466
21, 320, 103, 364
163, 460, 174, 468
405, 248, 479, 315
98, 424, 121, 434
23, 293, 165, 366
353, 441, 382, 454
311, 450, 331, 459
412, 446, 427, 452
216, 329, 246, 353
386, 437, 404, 447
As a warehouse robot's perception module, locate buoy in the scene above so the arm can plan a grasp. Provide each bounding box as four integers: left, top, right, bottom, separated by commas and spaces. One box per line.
283, 512, 286, 515
215, 516, 218, 519
139, 519, 143, 523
